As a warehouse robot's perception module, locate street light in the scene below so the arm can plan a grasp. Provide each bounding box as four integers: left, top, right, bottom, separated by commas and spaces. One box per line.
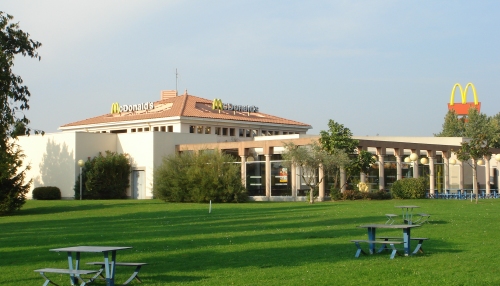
78, 159, 85, 200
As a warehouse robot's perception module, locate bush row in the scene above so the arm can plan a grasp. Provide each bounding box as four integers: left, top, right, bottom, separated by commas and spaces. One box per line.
153, 150, 248, 203
33, 186, 61, 200
390, 177, 428, 199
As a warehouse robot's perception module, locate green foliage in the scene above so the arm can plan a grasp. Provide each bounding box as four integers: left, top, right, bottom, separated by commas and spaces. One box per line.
435, 110, 465, 137
436, 108, 499, 147
319, 119, 359, 154
347, 150, 376, 178
319, 119, 367, 190
341, 189, 363, 200
153, 150, 248, 203
32, 186, 61, 200
390, 177, 427, 199
282, 141, 349, 203
0, 12, 41, 214
329, 187, 342, 201
365, 189, 392, 200
0, 141, 30, 214
74, 151, 131, 199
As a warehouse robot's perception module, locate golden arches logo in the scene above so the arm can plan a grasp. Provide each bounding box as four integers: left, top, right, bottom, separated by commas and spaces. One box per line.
448, 83, 481, 115
110, 102, 120, 114
212, 98, 223, 110
449, 83, 478, 105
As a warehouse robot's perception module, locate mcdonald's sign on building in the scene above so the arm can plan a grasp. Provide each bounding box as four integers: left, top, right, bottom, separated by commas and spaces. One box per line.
212, 98, 259, 114
448, 83, 481, 116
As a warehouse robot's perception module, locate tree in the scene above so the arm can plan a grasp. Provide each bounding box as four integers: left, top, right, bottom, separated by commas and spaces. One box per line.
74, 151, 131, 199
437, 108, 499, 203
153, 150, 248, 203
0, 12, 42, 215
319, 119, 372, 190
434, 110, 465, 137
281, 141, 350, 203
455, 135, 491, 204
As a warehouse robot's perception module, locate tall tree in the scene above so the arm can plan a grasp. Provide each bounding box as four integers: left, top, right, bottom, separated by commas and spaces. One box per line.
319, 119, 370, 190
281, 141, 349, 203
0, 12, 42, 214
434, 110, 465, 137
437, 108, 498, 203
455, 135, 491, 204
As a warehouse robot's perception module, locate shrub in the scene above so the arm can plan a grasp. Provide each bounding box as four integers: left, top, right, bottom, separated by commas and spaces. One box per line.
154, 150, 248, 203
342, 189, 364, 200
390, 177, 428, 199
329, 187, 342, 201
74, 151, 131, 199
32, 186, 61, 200
366, 189, 392, 200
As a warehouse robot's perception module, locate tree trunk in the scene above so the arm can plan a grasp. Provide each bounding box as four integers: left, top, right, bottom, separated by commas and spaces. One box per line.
473, 161, 478, 204
309, 186, 315, 204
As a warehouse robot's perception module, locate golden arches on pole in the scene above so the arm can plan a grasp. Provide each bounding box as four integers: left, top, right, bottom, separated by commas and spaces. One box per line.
449, 83, 478, 106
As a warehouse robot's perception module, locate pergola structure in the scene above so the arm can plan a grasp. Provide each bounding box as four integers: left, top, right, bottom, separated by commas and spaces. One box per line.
177, 136, 500, 201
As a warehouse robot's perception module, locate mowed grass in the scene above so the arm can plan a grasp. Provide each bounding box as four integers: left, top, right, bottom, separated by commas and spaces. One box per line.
1, 199, 499, 285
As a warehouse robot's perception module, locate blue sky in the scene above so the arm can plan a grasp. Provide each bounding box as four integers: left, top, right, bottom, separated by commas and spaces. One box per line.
3, 0, 500, 136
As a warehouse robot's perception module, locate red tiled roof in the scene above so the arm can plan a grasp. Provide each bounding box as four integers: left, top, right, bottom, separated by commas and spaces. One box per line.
60, 94, 311, 128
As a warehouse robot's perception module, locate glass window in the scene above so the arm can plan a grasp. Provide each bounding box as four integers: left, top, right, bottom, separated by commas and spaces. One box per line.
131, 129, 136, 132
144, 127, 150, 131
197, 126, 203, 134
138, 128, 143, 132
271, 161, 291, 196
230, 128, 235, 136
239, 129, 245, 137
222, 128, 228, 136
153, 127, 159, 131
189, 126, 195, 133
215, 127, 221, 135
161, 126, 166, 132
205, 127, 211, 134
262, 130, 266, 136
246, 161, 266, 196
168, 126, 173, 132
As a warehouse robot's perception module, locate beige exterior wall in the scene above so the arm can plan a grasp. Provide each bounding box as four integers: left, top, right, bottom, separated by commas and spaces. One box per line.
18, 131, 218, 200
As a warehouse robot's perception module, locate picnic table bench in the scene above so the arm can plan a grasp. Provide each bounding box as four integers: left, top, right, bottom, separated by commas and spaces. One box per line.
87, 262, 147, 284
34, 268, 98, 286
351, 239, 403, 259
378, 236, 429, 254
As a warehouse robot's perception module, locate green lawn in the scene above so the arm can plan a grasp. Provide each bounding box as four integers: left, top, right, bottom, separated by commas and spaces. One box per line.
1, 199, 499, 285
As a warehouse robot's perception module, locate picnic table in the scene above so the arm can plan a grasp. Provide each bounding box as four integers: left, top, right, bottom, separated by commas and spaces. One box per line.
395, 205, 420, 224
357, 224, 421, 256
37, 246, 132, 286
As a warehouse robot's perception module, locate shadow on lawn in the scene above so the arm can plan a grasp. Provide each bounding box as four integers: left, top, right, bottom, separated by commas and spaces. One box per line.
18, 201, 151, 216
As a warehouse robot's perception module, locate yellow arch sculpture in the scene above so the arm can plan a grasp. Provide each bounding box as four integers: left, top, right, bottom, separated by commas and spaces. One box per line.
449, 83, 478, 105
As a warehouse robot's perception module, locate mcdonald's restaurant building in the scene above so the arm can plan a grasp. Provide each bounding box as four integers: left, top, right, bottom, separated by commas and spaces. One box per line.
17, 90, 500, 200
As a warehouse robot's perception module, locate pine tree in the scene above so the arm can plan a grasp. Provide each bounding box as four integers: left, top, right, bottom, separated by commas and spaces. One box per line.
0, 12, 42, 214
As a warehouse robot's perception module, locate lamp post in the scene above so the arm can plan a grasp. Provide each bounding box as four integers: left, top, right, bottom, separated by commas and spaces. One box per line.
78, 159, 84, 200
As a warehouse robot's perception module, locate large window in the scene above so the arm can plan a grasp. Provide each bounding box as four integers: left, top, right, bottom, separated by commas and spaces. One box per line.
246, 161, 266, 196
271, 161, 291, 196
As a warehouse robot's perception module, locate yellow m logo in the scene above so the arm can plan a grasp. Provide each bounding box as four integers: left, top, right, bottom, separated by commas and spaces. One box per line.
212, 98, 223, 110
448, 83, 481, 115
110, 102, 120, 114
450, 83, 478, 105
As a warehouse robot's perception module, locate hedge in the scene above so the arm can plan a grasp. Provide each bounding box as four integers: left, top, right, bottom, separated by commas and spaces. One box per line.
32, 186, 61, 200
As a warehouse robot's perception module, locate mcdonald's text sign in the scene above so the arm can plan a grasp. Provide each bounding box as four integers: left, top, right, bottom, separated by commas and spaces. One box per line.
212, 98, 259, 113
110, 102, 154, 114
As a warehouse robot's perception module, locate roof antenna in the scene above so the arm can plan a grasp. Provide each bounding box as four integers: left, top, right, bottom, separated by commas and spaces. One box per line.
175, 68, 178, 96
